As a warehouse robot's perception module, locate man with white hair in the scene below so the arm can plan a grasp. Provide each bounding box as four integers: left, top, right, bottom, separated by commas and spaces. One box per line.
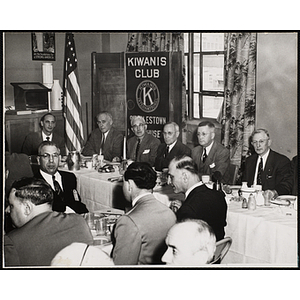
162, 219, 216, 266
127, 115, 160, 167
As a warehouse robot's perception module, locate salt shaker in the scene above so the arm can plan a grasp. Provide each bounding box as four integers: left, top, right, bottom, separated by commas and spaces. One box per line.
248, 193, 256, 210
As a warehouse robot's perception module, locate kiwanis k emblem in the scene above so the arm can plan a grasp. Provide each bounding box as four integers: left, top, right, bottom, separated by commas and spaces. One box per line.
136, 80, 160, 113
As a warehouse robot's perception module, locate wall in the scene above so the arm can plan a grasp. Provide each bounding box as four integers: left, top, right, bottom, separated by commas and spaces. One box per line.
4, 32, 103, 139
256, 32, 297, 160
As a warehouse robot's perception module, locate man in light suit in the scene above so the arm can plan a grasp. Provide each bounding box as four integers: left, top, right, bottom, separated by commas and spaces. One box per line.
168, 155, 227, 241
81, 111, 123, 161
21, 112, 66, 157
127, 115, 160, 167
192, 121, 230, 183
112, 162, 176, 265
242, 128, 293, 196
4, 177, 93, 266
34, 141, 88, 214
155, 122, 191, 171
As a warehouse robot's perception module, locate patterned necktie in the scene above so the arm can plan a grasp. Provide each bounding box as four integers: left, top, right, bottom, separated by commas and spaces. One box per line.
202, 148, 207, 163
164, 145, 170, 158
136, 139, 141, 160
52, 175, 63, 195
256, 157, 263, 185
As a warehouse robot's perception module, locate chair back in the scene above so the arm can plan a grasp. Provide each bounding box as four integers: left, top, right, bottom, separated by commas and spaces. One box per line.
210, 237, 232, 264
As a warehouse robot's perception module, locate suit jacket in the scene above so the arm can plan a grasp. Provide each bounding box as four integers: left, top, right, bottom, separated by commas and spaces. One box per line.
4, 211, 93, 266
291, 156, 298, 196
34, 169, 88, 214
155, 140, 192, 171
127, 133, 160, 167
176, 184, 227, 241
21, 130, 66, 156
112, 194, 176, 265
192, 140, 230, 183
81, 127, 123, 161
242, 149, 293, 195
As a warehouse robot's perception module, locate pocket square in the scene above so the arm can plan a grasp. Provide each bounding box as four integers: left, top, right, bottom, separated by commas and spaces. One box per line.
209, 163, 215, 168
142, 149, 150, 154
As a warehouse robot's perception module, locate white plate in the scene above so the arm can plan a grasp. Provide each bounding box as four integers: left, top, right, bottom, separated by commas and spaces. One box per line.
276, 195, 297, 202
270, 199, 291, 206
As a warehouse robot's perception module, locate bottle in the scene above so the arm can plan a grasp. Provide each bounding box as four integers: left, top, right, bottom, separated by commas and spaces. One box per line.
256, 190, 264, 206
248, 193, 256, 210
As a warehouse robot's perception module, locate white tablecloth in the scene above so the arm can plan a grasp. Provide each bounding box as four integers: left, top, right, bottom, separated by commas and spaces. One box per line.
223, 201, 298, 267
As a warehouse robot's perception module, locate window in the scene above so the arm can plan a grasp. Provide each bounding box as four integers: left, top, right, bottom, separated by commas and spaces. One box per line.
184, 33, 224, 119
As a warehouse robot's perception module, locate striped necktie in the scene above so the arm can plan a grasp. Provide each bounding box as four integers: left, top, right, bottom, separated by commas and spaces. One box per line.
202, 148, 207, 163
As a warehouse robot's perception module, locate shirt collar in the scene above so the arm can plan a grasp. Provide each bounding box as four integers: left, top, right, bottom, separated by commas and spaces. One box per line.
185, 181, 204, 198
40, 170, 61, 189
132, 192, 152, 207
42, 132, 52, 141
258, 149, 270, 165
204, 140, 214, 155
167, 140, 177, 152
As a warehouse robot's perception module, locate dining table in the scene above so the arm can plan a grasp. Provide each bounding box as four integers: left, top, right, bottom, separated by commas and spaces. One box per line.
222, 192, 298, 267
61, 164, 298, 267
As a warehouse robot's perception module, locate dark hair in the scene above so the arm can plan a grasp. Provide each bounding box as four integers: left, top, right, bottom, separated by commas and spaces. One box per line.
172, 155, 199, 175
124, 162, 157, 190
198, 121, 215, 129
41, 112, 56, 123
11, 177, 53, 206
38, 141, 60, 155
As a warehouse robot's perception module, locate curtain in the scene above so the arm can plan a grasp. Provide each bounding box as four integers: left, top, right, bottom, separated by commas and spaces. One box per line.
126, 32, 187, 143
221, 32, 257, 183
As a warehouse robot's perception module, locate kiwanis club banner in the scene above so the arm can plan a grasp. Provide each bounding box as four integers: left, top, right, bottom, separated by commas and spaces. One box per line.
126, 52, 169, 140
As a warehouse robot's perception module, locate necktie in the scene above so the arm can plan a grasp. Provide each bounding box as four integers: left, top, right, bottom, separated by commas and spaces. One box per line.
202, 148, 207, 163
100, 134, 105, 155
256, 157, 263, 185
135, 139, 141, 160
52, 175, 63, 196
46, 137, 50, 141
164, 145, 170, 158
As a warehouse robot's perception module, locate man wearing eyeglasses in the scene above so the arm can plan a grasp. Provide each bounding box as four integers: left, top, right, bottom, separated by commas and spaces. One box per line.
242, 128, 293, 196
34, 141, 88, 214
81, 112, 123, 162
126, 115, 160, 167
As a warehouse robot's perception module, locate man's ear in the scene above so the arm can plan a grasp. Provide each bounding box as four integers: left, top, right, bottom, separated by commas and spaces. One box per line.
211, 132, 215, 140
268, 139, 272, 147
144, 124, 147, 130
37, 155, 41, 165
182, 170, 188, 183
23, 201, 33, 216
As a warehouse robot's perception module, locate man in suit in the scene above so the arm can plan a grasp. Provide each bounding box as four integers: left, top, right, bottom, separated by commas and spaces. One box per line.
155, 122, 191, 171
112, 162, 176, 265
4, 177, 93, 266
162, 219, 216, 266
168, 155, 227, 241
34, 141, 88, 214
81, 111, 123, 161
192, 121, 230, 183
127, 115, 160, 167
21, 112, 66, 157
242, 128, 293, 196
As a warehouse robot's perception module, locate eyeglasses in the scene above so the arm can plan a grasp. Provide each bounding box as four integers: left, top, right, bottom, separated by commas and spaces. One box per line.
132, 124, 145, 129
252, 139, 268, 146
39, 153, 59, 160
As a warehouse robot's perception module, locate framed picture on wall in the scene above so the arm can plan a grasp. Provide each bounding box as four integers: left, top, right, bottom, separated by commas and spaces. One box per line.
32, 32, 55, 61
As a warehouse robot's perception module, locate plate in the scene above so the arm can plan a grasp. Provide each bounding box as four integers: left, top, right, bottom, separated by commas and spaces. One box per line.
276, 195, 297, 202
230, 185, 242, 190
270, 199, 291, 206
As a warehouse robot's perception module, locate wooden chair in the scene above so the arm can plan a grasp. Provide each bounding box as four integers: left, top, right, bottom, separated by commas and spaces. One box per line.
210, 237, 232, 264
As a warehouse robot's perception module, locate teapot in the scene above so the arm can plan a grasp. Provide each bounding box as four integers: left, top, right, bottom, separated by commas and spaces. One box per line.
67, 151, 81, 171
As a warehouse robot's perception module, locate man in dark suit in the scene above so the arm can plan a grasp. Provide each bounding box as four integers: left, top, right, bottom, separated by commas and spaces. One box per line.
192, 121, 230, 183
127, 115, 160, 167
4, 177, 93, 266
81, 111, 123, 161
34, 141, 88, 214
242, 128, 293, 196
21, 112, 66, 157
112, 162, 176, 265
168, 155, 227, 241
155, 122, 191, 171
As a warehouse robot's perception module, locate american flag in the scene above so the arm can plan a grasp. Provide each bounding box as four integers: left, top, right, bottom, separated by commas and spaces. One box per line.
63, 32, 84, 152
